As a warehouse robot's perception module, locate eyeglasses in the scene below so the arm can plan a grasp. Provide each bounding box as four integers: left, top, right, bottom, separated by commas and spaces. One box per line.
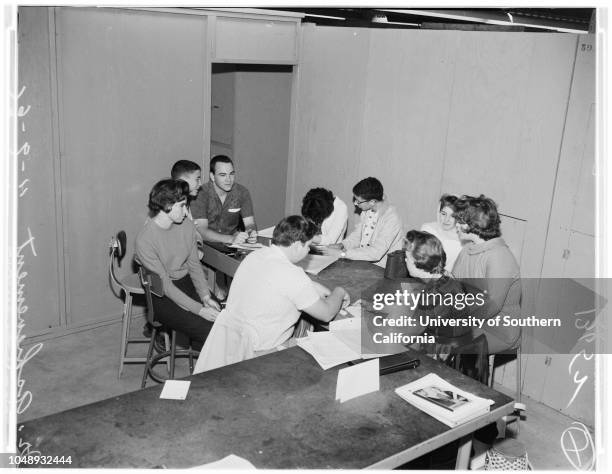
353, 197, 369, 205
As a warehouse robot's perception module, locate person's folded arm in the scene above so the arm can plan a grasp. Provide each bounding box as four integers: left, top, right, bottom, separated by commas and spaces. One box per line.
185, 224, 219, 311
477, 249, 518, 319
302, 287, 348, 323
135, 235, 203, 315
344, 212, 402, 262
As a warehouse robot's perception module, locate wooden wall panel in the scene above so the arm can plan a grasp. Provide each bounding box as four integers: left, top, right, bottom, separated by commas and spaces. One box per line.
55, 8, 207, 324
359, 30, 456, 232
287, 25, 371, 219
214, 17, 298, 63
17, 7, 63, 335
440, 33, 577, 279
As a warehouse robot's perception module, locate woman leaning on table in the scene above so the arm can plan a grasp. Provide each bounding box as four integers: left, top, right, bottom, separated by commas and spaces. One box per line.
135, 179, 221, 350
451, 194, 521, 353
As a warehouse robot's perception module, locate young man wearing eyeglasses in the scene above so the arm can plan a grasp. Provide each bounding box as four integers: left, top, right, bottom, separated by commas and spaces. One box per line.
324, 177, 404, 267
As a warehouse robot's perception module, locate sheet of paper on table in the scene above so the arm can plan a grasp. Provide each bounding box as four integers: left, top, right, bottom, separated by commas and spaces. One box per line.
228, 242, 264, 250
192, 454, 256, 469
330, 301, 387, 360
335, 358, 380, 402
296, 331, 360, 370
160, 380, 191, 400
257, 226, 275, 238
296, 253, 339, 275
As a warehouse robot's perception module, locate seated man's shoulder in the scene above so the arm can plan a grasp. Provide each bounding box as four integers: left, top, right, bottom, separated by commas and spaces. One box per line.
384, 203, 403, 222
232, 182, 252, 197
195, 182, 215, 202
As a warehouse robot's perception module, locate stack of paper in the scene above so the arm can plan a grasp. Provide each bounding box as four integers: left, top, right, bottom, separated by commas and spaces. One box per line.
395, 373, 494, 427
296, 331, 360, 370
228, 242, 264, 250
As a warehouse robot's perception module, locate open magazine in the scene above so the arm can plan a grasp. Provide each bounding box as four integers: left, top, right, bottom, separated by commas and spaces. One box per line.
395, 373, 494, 427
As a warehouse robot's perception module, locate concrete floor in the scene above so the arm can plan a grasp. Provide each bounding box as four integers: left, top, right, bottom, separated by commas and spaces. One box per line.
18, 320, 593, 470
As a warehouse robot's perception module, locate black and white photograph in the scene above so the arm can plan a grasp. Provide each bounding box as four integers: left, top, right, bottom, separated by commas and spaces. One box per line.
2, 2, 609, 471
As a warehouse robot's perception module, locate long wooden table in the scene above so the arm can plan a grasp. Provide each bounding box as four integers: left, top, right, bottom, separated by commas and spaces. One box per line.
18, 247, 515, 468
19, 345, 513, 468
201, 239, 389, 301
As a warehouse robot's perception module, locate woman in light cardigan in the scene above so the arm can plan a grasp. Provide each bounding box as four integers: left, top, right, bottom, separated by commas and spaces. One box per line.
452, 195, 521, 353
325, 177, 403, 268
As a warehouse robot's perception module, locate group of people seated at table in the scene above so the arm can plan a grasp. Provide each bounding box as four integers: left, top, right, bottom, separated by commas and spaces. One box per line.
134, 154, 521, 374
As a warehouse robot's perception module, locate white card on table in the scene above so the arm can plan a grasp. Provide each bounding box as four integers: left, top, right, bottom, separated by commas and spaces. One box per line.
335, 358, 380, 403
160, 380, 191, 400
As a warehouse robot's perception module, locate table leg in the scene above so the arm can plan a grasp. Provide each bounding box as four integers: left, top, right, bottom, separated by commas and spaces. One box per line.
455, 434, 473, 470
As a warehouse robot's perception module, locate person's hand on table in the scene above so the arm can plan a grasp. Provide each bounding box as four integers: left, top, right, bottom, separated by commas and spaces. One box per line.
322, 244, 343, 257
246, 229, 258, 244
231, 231, 249, 244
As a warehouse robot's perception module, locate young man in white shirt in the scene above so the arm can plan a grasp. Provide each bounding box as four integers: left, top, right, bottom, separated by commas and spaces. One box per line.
194, 215, 349, 372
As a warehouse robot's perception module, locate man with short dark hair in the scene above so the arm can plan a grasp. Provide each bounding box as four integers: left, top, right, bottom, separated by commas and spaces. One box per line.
170, 160, 202, 221
194, 215, 349, 373
190, 155, 257, 244
325, 177, 404, 267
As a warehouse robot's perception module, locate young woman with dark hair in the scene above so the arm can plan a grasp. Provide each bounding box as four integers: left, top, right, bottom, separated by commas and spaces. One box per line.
135, 179, 220, 350
301, 187, 348, 245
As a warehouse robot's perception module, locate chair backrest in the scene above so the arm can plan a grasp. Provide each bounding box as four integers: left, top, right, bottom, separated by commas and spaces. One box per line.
138, 265, 164, 326
109, 231, 128, 290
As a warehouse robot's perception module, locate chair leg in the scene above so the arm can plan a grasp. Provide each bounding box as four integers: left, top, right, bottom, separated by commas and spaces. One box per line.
164, 332, 171, 374
118, 292, 132, 378
515, 345, 522, 435
169, 330, 177, 380
141, 327, 157, 389
516, 345, 522, 403
188, 342, 194, 374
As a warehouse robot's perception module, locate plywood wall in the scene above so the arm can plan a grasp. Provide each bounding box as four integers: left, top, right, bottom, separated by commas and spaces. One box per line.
18, 7, 64, 333
52, 7, 208, 327
290, 25, 579, 279
288, 25, 371, 218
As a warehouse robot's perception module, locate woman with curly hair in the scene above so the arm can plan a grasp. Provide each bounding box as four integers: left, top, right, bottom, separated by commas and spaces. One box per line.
452, 194, 521, 353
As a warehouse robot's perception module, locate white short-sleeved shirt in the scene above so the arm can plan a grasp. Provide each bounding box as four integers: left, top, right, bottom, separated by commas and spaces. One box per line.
320, 196, 348, 245
222, 245, 320, 350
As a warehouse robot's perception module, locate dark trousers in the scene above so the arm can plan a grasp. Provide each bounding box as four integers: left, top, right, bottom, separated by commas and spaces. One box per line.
152, 275, 213, 351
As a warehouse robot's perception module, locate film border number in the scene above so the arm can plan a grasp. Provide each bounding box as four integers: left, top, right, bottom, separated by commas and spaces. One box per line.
8, 455, 73, 466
